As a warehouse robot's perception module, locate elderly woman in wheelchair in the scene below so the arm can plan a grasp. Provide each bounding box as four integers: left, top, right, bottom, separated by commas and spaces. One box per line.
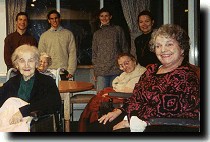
78, 52, 147, 132
88, 24, 200, 132
37, 52, 56, 79
0, 44, 61, 132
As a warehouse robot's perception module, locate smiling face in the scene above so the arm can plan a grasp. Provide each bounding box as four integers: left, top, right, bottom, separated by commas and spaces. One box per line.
99, 11, 112, 26
16, 51, 38, 81
16, 15, 28, 31
118, 56, 136, 73
48, 13, 61, 29
155, 36, 184, 68
38, 56, 49, 72
138, 15, 154, 34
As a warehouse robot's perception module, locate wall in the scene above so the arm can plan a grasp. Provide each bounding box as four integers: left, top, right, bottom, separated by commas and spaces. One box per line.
0, 0, 7, 79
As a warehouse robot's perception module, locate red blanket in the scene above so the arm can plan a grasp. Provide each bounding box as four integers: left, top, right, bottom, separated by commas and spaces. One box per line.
78, 87, 124, 132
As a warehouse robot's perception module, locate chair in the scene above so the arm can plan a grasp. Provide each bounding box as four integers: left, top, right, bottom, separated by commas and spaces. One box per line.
70, 90, 96, 121
69, 65, 96, 121
6, 68, 64, 132
6, 68, 18, 81
108, 64, 200, 132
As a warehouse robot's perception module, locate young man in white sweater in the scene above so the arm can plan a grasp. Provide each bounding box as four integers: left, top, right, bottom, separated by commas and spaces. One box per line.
38, 10, 77, 80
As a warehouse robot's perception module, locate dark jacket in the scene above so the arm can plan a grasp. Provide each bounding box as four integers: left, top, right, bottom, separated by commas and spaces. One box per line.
134, 31, 160, 67
0, 70, 61, 117
4, 31, 37, 69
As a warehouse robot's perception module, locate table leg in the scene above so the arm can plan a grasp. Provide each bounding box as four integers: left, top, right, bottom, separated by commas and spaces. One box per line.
65, 120, 70, 132
60, 92, 71, 132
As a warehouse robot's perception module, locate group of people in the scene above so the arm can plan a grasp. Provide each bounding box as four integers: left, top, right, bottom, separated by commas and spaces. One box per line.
4, 10, 76, 80
0, 10, 75, 131
0, 7, 200, 132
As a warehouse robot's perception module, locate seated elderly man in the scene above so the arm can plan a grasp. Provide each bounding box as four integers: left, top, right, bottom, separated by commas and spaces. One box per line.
0, 44, 61, 132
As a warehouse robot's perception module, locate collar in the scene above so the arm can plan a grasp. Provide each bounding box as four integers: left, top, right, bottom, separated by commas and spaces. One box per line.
50, 26, 63, 32
15, 30, 28, 36
21, 74, 35, 83
100, 24, 111, 29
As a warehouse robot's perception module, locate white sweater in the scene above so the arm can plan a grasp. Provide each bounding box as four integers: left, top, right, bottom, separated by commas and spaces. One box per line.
112, 64, 146, 93
38, 26, 77, 75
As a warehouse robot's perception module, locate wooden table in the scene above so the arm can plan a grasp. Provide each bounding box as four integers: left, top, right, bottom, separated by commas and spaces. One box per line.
59, 80, 94, 132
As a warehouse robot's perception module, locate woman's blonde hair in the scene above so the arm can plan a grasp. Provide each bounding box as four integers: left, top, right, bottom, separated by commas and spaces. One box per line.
40, 52, 52, 66
149, 24, 190, 58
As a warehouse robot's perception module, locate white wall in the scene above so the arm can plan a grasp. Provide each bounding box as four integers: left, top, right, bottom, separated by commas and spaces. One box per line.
0, 0, 7, 76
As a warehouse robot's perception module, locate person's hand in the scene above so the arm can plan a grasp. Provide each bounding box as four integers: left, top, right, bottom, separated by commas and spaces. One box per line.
66, 74, 73, 79
98, 109, 122, 125
93, 75, 97, 82
102, 93, 108, 97
9, 111, 23, 125
113, 120, 129, 131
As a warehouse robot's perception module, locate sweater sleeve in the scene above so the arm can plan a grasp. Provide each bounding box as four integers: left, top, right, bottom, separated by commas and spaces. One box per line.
4, 37, 13, 68
67, 32, 77, 75
92, 32, 98, 66
38, 34, 46, 53
117, 26, 129, 53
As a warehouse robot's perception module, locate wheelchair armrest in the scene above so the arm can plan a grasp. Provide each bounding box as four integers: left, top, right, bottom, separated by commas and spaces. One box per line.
148, 118, 200, 127
108, 92, 132, 99
30, 110, 62, 132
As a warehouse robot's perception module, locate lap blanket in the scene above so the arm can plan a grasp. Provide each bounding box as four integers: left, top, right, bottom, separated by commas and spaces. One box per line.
78, 87, 124, 132
0, 97, 33, 132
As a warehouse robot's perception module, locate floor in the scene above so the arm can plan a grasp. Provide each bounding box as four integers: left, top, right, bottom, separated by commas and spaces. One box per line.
70, 121, 79, 132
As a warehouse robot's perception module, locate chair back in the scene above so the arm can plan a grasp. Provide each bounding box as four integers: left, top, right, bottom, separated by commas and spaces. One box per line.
48, 68, 73, 87
6, 68, 18, 81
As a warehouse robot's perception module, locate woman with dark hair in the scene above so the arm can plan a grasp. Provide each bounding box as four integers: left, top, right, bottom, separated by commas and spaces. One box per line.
79, 53, 146, 131
134, 10, 160, 67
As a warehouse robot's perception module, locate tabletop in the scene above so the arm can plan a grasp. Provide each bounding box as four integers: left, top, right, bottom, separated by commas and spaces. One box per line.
59, 80, 94, 93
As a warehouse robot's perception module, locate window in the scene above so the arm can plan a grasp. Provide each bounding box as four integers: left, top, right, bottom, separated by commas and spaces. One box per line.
26, 0, 130, 65
26, 0, 100, 65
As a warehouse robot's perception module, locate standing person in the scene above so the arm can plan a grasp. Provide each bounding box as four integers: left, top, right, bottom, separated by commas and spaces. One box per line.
4, 12, 37, 70
134, 10, 159, 67
92, 7, 129, 92
38, 10, 77, 80
90, 24, 200, 132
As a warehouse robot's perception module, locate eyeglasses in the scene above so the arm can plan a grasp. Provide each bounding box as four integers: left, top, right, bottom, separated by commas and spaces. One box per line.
118, 60, 131, 69
18, 58, 35, 64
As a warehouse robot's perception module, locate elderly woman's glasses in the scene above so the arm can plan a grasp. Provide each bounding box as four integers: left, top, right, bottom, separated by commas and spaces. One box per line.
18, 58, 35, 64
119, 60, 131, 69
